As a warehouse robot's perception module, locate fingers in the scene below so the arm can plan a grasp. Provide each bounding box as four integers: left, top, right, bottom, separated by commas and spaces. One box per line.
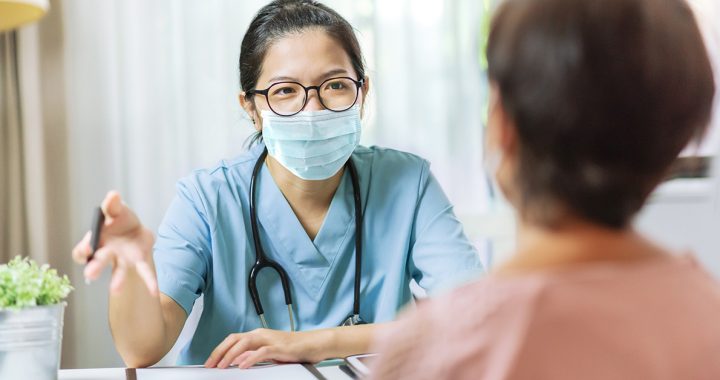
205, 334, 239, 368
109, 266, 127, 294
101, 191, 144, 237
135, 261, 159, 296
72, 191, 126, 268
217, 336, 259, 369
72, 231, 92, 264
205, 330, 299, 369
84, 247, 114, 281
206, 331, 267, 368
230, 351, 253, 367
236, 347, 273, 369
102, 190, 124, 220
72, 191, 157, 299
84, 247, 157, 297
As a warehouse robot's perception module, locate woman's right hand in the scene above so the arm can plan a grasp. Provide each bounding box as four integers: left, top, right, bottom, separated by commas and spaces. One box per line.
71, 191, 158, 296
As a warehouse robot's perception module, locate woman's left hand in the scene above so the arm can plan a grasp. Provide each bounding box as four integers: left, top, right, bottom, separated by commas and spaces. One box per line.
204, 328, 329, 369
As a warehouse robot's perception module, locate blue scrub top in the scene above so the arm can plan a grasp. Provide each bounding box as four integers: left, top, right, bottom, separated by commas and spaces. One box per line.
154, 143, 483, 364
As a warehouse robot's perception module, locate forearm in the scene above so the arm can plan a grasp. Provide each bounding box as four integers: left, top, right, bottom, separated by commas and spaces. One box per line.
108, 261, 170, 367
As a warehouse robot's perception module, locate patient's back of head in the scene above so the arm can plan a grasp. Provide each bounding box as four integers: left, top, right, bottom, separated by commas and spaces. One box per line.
487, 0, 714, 227
370, 0, 720, 379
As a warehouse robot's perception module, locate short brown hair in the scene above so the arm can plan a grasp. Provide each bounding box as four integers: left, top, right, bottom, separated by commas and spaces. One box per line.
487, 0, 715, 228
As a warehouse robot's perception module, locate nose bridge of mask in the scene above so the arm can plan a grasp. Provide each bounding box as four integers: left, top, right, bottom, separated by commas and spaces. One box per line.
261, 106, 361, 141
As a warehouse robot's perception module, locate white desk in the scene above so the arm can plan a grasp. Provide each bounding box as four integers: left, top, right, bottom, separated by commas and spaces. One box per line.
59, 362, 354, 380
59, 368, 126, 380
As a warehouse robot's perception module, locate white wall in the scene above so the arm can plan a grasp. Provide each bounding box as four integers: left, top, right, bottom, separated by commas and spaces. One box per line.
460, 172, 720, 279
637, 178, 720, 277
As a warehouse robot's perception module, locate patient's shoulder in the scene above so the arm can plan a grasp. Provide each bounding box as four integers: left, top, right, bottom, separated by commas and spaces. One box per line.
372, 256, 720, 379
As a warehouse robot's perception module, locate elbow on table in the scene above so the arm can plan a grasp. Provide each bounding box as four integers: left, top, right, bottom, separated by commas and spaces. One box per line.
120, 351, 165, 369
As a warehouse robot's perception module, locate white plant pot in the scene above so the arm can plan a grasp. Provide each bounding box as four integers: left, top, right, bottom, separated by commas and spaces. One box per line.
0, 303, 65, 380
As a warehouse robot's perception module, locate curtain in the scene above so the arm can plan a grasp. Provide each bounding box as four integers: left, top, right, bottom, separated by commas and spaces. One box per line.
368, 0, 490, 214
20, 0, 719, 369
57, 0, 490, 236
16, 0, 492, 368
0, 32, 29, 264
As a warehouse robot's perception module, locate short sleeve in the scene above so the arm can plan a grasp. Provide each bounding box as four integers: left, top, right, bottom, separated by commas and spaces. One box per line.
408, 162, 485, 293
153, 178, 212, 316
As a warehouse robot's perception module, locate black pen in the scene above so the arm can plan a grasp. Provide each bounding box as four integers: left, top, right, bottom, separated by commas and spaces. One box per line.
87, 206, 105, 264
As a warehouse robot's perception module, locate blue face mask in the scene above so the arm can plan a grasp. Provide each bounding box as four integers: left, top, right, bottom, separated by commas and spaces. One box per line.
261, 105, 362, 180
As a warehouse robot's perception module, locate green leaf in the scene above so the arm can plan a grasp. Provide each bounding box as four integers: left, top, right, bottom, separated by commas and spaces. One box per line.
0, 256, 73, 311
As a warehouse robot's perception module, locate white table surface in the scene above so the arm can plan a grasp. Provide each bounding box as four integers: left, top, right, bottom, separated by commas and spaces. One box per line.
59, 368, 126, 380
59, 363, 354, 380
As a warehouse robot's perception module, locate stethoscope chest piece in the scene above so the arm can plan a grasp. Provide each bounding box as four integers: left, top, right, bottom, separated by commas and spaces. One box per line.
340, 313, 367, 327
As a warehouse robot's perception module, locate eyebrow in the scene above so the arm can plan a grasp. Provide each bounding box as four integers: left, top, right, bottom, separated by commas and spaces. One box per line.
266, 68, 350, 84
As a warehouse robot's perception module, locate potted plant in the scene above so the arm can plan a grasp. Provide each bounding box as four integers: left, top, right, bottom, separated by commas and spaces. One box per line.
0, 256, 73, 380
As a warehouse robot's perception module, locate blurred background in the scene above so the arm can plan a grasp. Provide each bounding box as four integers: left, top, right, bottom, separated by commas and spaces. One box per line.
0, 0, 719, 369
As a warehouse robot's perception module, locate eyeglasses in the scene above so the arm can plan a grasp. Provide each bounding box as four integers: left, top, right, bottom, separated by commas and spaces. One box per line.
247, 77, 364, 117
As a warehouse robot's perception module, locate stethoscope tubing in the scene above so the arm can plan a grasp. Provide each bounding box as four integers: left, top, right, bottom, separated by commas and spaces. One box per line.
248, 147, 363, 330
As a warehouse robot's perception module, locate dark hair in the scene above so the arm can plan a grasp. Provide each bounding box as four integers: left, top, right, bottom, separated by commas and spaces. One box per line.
239, 0, 365, 94
487, 0, 715, 228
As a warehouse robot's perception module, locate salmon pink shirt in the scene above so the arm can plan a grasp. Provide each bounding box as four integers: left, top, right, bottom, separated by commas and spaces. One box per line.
371, 254, 720, 380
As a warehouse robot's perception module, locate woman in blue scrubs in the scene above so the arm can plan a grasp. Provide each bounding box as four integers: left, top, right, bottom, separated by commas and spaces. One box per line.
72, 0, 483, 369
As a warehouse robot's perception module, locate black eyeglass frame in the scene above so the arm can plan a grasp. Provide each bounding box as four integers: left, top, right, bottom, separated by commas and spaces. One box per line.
246, 76, 365, 117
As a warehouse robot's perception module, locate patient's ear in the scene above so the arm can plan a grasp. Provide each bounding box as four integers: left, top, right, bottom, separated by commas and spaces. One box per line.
487, 83, 520, 203
239, 93, 261, 132
488, 84, 518, 157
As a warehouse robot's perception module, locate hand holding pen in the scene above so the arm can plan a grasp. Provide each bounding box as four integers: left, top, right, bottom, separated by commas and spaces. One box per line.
71, 191, 159, 296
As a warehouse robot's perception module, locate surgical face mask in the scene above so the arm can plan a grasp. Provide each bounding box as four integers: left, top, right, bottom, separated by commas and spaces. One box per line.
261, 105, 361, 180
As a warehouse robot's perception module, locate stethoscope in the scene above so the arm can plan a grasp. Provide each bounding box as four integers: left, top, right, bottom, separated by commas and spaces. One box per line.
248, 147, 366, 331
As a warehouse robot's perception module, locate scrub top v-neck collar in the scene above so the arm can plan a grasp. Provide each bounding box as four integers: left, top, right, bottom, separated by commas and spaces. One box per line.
255, 161, 356, 298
